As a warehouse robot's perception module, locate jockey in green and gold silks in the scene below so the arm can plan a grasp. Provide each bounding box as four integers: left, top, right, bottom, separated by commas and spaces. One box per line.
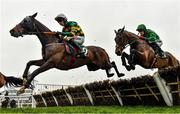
61, 21, 85, 38
136, 24, 166, 58
55, 13, 85, 57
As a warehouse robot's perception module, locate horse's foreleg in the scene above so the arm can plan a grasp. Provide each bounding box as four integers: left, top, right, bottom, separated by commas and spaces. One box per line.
22, 59, 45, 79
24, 61, 54, 88
105, 69, 114, 78
127, 54, 135, 70
17, 61, 54, 95
129, 51, 138, 70
121, 52, 131, 71
111, 61, 124, 77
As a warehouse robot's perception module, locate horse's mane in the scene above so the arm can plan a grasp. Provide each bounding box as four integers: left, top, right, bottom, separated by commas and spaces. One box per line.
123, 30, 148, 44
124, 30, 140, 39
34, 18, 51, 32
34, 18, 60, 40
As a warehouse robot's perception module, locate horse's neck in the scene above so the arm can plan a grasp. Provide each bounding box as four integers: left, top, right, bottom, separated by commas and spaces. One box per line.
126, 31, 146, 48
34, 20, 59, 47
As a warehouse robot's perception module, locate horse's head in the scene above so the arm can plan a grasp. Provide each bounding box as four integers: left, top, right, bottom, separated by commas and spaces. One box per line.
114, 26, 128, 56
10, 13, 38, 38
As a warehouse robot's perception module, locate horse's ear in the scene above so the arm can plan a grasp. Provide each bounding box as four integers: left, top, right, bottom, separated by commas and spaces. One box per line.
114, 30, 118, 34
31, 12, 38, 18
121, 26, 125, 33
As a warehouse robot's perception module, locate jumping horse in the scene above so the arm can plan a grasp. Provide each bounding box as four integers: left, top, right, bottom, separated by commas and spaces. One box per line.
10, 13, 124, 94
114, 26, 179, 71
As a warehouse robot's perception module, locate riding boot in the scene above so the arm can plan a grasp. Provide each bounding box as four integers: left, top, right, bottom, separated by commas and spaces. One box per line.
69, 40, 85, 57
158, 48, 166, 58
156, 45, 166, 58
150, 43, 166, 58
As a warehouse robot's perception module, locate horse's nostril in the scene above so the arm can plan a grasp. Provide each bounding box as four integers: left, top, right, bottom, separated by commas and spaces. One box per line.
10, 29, 15, 34
116, 51, 121, 55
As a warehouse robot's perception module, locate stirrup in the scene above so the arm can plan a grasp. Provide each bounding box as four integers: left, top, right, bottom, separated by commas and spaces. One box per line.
161, 54, 166, 58
156, 53, 166, 58
77, 54, 86, 58
77, 51, 86, 58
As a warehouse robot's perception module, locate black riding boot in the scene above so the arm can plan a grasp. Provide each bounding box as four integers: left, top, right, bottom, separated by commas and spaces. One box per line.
69, 40, 85, 57
150, 43, 166, 58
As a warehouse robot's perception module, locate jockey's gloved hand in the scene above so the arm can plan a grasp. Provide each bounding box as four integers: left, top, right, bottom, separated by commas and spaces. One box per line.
144, 37, 149, 41
56, 31, 62, 35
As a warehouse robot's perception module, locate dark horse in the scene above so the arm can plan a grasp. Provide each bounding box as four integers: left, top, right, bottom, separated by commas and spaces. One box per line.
114, 26, 179, 71
0, 72, 23, 88
10, 13, 124, 94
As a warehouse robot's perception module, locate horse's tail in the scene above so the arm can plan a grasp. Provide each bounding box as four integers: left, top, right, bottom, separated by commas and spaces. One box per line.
4, 76, 23, 87
165, 51, 180, 67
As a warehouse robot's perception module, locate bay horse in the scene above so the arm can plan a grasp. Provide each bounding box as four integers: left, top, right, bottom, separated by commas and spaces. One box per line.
114, 26, 179, 71
0, 72, 23, 88
9, 13, 124, 94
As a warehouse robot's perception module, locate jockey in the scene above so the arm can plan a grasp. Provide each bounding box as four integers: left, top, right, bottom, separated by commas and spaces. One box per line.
136, 24, 166, 58
55, 13, 86, 57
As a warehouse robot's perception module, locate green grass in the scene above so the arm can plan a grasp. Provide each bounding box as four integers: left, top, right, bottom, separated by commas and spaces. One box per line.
0, 106, 180, 113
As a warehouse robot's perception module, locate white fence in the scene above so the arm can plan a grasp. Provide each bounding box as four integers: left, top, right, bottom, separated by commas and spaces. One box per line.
0, 83, 77, 108
34, 83, 78, 94
0, 88, 35, 108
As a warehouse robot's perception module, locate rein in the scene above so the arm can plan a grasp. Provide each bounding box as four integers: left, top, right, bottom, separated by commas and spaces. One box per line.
32, 22, 47, 41
125, 36, 146, 48
27, 31, 55, 35
124, 38, 138, 48
26, 20, 56, 35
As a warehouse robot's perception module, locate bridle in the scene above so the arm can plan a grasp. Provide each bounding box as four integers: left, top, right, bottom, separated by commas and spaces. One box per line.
116, 31, 139, 49
19, 17, 45, 36
16, 17, 62, 43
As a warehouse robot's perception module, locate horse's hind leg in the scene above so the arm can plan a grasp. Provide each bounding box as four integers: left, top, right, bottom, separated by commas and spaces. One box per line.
121, 52, 132, 71
87, 63, 114, 78
111, 61, 124, 77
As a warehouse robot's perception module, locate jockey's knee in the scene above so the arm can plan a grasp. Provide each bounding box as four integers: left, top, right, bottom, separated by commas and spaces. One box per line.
156, 41, 163, 47
74, 36, 85, 45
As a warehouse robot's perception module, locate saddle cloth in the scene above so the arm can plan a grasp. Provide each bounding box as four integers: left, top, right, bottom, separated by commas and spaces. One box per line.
63, 41, 88, 57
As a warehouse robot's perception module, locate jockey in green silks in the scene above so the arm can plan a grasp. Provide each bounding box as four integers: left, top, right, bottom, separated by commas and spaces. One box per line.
136, 24, 166, 58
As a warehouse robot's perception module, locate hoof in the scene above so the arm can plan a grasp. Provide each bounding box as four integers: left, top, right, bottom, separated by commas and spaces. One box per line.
130, 65, 135, 70
23, 79, 27, 85
126, 66, 131, 71
118, 73, 125, 77
17, 86, 25, 95
111, 61, 115, 66
107, 73, 114, 78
